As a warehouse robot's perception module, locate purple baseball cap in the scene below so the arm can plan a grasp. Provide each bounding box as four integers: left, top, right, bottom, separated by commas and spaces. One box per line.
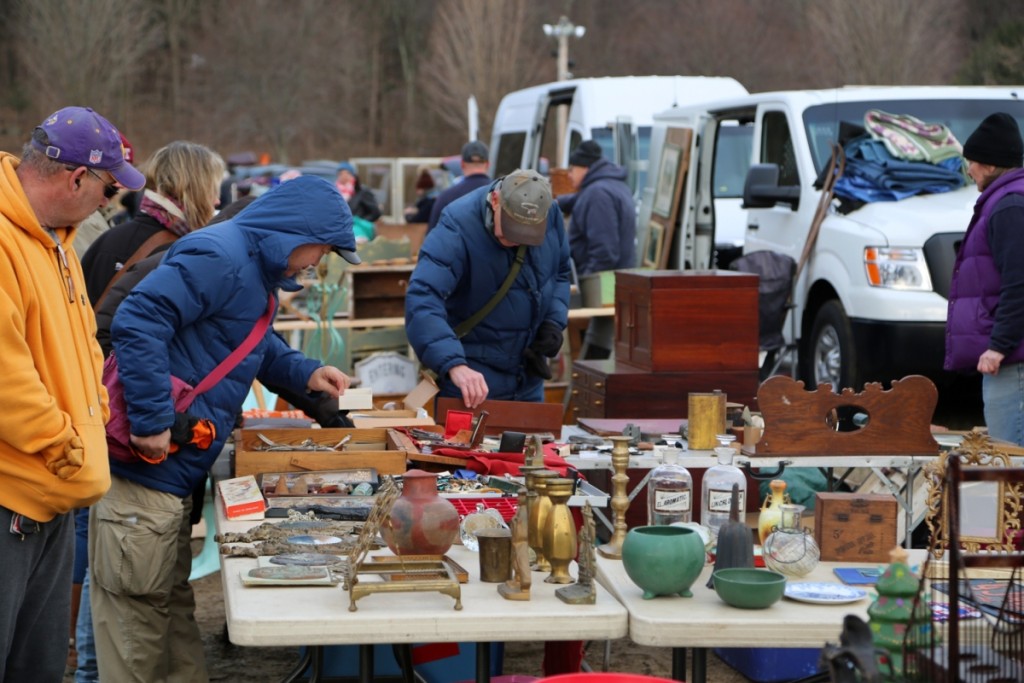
32, 106, 145, 191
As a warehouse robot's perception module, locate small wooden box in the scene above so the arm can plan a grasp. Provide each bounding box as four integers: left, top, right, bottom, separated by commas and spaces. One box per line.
814, 492, 898, 563
232, 427, 409, 478
346, 265, 415, 319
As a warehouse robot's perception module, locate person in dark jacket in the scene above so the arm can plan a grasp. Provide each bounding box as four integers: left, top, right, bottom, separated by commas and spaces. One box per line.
945, 112, 1024, 446
335, 160, 382, 222
404, 167, 439, 223
562, 140, 637, 358
562, 139, 637, 276
406, 169, 570, 408
427, 140, 492, 231
89, 176, 360, 682
81, 141, 225, 306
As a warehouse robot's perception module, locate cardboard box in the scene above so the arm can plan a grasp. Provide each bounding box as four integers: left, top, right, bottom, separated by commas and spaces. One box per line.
217, 474, 267, 520
349, 376, 439, 428
233, 427, 409, 478
337, 387, 374, 410
814, 492, 898, 563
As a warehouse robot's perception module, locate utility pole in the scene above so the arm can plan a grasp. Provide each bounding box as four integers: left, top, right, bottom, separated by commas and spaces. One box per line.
543, 16, 585, 167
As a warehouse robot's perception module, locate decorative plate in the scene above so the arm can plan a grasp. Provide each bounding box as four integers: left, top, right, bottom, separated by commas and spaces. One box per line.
269, 553, 346, 567
286, 534, 343, 546
784, 582, 868, 604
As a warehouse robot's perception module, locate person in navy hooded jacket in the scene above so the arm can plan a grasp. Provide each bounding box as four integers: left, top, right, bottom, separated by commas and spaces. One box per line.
89, 175, 360, 683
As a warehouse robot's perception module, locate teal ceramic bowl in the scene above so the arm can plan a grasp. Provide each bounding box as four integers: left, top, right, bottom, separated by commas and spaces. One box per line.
712, 568, 786, 609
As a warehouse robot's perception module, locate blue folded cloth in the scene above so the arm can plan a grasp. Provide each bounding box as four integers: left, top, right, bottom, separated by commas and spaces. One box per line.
835, 135, 965, 203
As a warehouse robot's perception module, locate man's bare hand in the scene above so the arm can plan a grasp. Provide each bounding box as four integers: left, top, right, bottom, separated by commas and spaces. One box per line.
130, 429, 172, 462
978, 349, 1005, 375
307, 366, 351, 398
449, 364, 488, 409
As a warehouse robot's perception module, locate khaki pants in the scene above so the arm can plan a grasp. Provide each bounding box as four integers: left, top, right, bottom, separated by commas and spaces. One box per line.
89, 475, 208, 683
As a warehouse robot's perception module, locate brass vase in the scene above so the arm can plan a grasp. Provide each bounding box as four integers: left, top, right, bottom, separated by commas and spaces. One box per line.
543, 477, 577, 584
528, 470, 559, 572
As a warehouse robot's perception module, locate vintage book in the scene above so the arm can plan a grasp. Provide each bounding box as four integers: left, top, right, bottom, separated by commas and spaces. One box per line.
218, 474, 267, 520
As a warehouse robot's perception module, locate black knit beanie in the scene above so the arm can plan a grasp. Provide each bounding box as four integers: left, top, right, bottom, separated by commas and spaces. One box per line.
963, 112, 1023, 168
569, 140, 603, 168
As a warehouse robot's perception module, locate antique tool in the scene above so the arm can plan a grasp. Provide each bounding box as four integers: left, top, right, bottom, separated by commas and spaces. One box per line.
469, 410, 489, 449
253, 433, 350, 452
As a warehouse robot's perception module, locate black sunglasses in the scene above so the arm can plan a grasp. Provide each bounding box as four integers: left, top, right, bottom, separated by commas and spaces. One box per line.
82, 167, 119, 199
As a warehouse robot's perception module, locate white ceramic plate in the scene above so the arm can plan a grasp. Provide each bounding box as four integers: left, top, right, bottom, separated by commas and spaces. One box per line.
784, 582, 868, 604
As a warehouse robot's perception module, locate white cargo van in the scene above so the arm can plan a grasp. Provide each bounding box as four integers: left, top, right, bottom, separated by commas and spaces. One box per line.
644, 86, 1024, 389
489, 76, 747, 196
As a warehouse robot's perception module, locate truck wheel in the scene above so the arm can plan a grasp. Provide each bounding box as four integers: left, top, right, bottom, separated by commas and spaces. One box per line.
803, 300, 859, 391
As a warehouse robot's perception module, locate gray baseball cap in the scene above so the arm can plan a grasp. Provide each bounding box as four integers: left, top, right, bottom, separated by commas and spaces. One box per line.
461, 140, 489, 163
498, 169, 552, 246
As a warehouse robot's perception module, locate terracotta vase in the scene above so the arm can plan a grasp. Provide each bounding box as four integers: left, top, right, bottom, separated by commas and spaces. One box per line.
383, 469, 459, 555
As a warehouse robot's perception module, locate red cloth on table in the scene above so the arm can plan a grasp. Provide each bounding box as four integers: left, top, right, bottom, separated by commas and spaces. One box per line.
430, 443, 573, 477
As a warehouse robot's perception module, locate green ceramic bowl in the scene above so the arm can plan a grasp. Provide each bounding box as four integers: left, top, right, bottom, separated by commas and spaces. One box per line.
712, 568, 786, 609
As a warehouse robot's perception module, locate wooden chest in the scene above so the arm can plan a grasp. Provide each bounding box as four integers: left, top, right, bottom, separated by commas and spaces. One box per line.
232, 428, 409, 478
569, 359, 758, 420
813, 492, 899, 563
614, 269, 759, 372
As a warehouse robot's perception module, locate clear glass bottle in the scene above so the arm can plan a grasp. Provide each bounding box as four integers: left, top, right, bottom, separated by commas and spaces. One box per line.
647, 447, 693, 525
701, 435, 746, 541
763, 503, 820, 577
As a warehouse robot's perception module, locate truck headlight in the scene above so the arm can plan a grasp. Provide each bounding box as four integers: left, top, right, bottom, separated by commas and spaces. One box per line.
863, 247, 932, 291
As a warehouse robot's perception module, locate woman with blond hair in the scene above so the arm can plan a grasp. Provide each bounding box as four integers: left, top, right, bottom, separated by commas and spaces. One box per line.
82, 140, 225, 307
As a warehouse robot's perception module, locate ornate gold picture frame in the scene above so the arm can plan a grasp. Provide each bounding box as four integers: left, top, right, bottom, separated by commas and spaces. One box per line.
923, 430, 1023, 557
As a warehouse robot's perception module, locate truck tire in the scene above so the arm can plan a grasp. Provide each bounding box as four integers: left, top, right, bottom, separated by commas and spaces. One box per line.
803, 299, 859, 391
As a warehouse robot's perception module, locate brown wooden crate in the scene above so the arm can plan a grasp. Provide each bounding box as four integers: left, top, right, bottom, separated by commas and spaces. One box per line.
813, 492, 898, 563
232, 427, 408, 478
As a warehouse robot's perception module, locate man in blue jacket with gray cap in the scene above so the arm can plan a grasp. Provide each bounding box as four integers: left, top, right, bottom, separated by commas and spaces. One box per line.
406, 169, 570, 408
90, 175, 360, 682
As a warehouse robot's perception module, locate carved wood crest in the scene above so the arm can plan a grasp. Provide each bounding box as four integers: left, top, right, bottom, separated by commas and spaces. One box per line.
751, 375, 939, 456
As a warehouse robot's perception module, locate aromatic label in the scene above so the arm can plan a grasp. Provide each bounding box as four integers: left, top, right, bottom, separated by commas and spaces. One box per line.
654, 489, 691, 513
707, 488, 745, 513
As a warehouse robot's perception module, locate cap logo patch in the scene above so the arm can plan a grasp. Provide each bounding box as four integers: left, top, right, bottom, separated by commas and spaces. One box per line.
519, 202, 539, 219
88, 150, 103, 165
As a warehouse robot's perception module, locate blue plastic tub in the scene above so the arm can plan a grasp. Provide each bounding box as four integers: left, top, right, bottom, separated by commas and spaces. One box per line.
305, 642, 504, 682
714, 647, 824, 683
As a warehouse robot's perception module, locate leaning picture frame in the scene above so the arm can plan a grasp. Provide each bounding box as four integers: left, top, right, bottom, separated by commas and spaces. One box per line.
652, 144, 682, 218
642, 221, 665, 268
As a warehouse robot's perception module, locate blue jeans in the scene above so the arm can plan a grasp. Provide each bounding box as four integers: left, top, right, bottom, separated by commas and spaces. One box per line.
75, 573, 98, 683
983, 362, 1024, 446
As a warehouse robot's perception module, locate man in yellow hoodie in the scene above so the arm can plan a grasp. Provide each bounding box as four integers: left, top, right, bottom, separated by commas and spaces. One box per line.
0, 106, 144, 683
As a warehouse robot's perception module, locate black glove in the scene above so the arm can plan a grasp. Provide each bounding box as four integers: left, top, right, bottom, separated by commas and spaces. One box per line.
531, 321, 564, 358
523, 347, 553, 380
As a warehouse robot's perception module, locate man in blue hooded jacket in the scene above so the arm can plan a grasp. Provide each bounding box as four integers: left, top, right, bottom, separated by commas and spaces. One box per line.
406, 169, 570, 408
89, 175, 360, 682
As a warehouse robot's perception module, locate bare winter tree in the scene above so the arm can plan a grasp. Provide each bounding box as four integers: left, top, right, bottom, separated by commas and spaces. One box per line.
184, 0, 362, 163
422, 0, 549, 143
806, 0, 967, 86
14, 0, 160, 128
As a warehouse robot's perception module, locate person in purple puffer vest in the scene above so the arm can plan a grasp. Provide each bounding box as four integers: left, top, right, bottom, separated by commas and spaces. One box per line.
945, 112, 1024, 445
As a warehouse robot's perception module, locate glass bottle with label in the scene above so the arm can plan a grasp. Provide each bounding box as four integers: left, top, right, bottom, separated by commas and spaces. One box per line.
701, 435, 746, 541
647, 447, 693, 525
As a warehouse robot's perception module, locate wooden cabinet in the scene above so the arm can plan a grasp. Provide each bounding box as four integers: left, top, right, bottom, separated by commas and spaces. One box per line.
346, 265, 414, 319
614, 269, 759, 372
569, 359, 759, 420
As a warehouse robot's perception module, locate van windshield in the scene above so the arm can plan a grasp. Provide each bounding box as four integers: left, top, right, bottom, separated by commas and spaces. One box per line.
803, 100, 1024, 175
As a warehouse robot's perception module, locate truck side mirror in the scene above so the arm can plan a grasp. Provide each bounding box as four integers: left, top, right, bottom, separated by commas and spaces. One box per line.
742, 163, 800, 211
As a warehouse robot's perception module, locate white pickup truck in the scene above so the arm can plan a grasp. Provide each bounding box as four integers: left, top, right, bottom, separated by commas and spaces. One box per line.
643, 86, 1024, 389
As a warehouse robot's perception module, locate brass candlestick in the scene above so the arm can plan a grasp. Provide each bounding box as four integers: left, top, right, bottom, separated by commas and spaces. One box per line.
543, 478, 577, 584
598, 435, 631, 559
528, 470, 559, 572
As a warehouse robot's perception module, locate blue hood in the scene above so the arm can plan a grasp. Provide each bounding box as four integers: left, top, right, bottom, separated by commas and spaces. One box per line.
208, 175, 356, 291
